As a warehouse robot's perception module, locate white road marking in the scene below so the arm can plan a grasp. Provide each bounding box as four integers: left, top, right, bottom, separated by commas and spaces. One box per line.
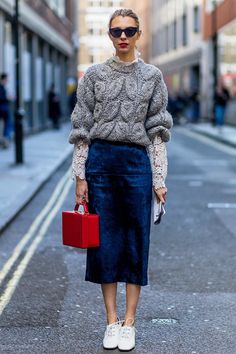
179, 128, 236, 156
208, 203, 236, 209
189, 181, 203, 187
0, 168, 71, 287
0, 177, 73, 316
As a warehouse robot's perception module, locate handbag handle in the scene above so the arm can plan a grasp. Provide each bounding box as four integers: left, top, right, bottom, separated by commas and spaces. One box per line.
74, 200, 89, 214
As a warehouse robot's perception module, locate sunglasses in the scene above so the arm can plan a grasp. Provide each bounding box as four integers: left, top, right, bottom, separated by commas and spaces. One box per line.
109, 27, 139, 38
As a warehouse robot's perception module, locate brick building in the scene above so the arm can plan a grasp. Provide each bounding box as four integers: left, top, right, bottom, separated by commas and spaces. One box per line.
0, 0, 77, 133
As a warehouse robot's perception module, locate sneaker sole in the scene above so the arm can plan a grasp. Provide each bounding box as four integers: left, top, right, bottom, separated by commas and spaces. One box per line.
103, 345, 118, 350
118, 346, 135, 352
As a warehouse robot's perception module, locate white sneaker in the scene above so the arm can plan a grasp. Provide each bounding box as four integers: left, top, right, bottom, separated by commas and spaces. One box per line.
103, 318, 124, 350
118, 319, 136, 351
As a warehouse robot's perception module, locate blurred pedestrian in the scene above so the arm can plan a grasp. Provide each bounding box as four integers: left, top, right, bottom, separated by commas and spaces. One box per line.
68, 8, 173, 351
0, 73, 12, 148
68, 84, 77, 114
189, 90, 200, 123
48, 83, 61, 129
214, 85, 230, 130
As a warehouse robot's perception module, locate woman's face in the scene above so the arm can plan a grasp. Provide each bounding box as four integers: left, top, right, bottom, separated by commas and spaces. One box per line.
108, 16, 141, 56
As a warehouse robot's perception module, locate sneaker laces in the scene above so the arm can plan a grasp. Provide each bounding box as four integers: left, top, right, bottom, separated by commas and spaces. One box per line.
106, 319, 124, 337
120, 325, 137, 339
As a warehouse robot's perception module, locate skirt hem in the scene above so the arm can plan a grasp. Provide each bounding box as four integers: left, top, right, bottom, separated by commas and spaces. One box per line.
85, 277, 148, 286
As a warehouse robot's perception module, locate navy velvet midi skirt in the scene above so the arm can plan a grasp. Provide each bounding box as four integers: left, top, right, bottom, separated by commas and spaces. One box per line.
85, 138, 152, 286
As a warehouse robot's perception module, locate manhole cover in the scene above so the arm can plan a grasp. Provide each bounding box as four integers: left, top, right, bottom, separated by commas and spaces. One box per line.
151, 318, 178, 325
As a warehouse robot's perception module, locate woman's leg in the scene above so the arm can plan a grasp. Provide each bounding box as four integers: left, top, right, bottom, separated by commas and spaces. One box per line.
101, 283, 118, 324
124, 283, 141, 325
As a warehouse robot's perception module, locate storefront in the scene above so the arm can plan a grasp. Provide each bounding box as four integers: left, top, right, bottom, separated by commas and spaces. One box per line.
0, 4, 72, 133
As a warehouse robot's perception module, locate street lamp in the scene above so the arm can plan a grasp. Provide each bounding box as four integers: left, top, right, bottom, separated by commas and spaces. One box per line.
13, 0, 24, 163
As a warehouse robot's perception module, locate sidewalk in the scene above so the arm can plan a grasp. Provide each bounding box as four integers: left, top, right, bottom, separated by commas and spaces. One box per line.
188, 122, 236, 148
0, 123, 73, 233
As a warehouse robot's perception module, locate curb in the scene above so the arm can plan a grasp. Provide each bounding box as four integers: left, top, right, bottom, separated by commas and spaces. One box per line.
0, 145, 73, 234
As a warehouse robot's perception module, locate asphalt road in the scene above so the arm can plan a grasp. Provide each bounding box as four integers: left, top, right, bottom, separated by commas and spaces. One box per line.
1, 127, 236, 354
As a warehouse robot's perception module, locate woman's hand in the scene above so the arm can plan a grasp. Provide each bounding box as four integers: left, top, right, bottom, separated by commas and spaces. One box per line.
75, 177, 89, 205
153, 186, 167, 203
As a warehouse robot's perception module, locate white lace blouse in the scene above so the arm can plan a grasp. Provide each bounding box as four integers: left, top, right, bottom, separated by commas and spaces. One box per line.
72, 136, 167, 189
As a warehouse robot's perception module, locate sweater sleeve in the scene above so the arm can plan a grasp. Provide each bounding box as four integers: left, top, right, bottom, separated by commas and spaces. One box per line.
147, 135, 167, 189
71, 141, 89, 180
68, 71, 95, 145
145, 71, 173, 143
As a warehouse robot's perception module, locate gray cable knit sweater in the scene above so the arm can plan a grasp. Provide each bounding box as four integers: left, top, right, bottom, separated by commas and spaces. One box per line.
68, 56, 173, 147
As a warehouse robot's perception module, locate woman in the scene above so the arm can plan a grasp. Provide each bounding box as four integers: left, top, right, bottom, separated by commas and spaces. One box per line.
69, 9, 172, 351
48, 83, 61, 130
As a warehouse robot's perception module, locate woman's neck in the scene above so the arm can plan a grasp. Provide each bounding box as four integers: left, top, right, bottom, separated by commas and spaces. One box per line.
115, 52, 136, 62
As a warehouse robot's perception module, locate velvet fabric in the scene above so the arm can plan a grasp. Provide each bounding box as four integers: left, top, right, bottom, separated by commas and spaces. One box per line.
85, 138, 152, 286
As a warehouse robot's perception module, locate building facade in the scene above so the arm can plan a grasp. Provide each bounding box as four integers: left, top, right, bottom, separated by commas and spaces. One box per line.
123, 0, 151, 63
0, 0, 76, 133
78, 0, 124, 77
203, 0, 236, 123
151, 0, 202, 113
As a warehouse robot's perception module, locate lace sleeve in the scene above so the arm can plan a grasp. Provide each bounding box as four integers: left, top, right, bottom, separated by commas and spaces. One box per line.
71, 141, 89, 180
147, 135, 167, 189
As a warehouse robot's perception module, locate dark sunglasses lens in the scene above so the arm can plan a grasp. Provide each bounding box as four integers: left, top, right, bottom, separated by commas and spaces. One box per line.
109, 28, 122, 38
124, 27, 138, 37
109, 27, 138, 38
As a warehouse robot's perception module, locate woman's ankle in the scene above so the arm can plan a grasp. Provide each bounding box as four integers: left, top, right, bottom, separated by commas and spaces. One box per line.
123, 317, 135, 326
107, 313, 118, 325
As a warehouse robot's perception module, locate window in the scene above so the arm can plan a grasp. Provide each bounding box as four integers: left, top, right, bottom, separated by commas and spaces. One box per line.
165, 25, 169, 52
182, 13, 187, 46
152, 31, 159, 57
46, 0, 66, 17
172, 20, 177, 50
57, 0, 66, 17
193, 6, 200, 33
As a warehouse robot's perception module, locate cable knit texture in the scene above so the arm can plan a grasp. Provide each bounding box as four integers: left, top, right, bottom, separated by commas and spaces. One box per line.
68, 56, 173, 147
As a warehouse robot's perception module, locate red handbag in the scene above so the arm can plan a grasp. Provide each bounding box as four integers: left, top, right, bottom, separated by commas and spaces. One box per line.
62, 201, 100, 248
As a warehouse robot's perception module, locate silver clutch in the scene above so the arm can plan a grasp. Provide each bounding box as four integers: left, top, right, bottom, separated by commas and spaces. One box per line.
153, 194, 166, 224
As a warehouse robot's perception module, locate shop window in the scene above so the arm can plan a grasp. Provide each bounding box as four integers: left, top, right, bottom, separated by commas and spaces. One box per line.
22, 31, 32, 103
4, 20, 15, 97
